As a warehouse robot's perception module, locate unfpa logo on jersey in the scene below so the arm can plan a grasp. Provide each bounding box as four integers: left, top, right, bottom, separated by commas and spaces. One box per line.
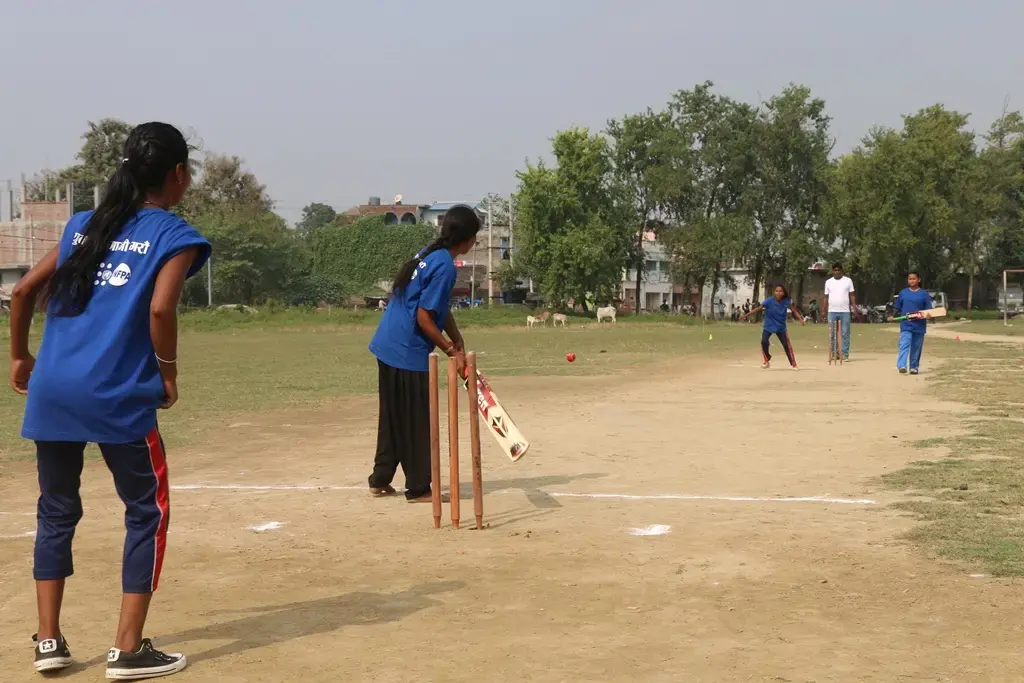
95, 263, 132, 288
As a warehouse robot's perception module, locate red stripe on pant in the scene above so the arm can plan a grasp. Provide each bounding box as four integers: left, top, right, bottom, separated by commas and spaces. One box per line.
783, 332, 797, 366
145, 428, 170, 592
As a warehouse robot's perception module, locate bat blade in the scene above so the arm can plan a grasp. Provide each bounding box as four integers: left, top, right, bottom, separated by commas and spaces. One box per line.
895, 306, 947, 321
462, 369, 529, 462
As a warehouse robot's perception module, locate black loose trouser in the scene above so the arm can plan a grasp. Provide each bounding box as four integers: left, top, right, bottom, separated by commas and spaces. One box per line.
368, 360, 431, 499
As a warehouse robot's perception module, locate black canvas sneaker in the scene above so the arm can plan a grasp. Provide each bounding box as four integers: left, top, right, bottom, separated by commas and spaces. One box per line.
106, 639, 186, 680
33, 633, 73, 673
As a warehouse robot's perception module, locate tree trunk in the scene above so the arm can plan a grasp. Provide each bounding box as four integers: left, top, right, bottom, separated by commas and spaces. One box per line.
751, 258, 763, 309
696, 275, 707, 317
634, 224, 645, 315
796, 274, 805, 310
967, 266, 975, 314
709, 265, 722, 319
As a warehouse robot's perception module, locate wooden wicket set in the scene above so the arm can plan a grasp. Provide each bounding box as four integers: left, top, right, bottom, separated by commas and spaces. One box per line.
428, 352, 484, 530
828, 319, 843, 366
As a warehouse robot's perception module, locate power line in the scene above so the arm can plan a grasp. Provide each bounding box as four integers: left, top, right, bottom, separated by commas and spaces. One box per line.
0, 232, 59, 243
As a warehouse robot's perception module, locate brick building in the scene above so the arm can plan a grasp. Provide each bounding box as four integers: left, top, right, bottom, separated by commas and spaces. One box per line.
0, 191, 71, 302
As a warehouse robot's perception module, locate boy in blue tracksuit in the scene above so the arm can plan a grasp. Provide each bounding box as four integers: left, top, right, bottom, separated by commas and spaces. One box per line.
891, 271, 933, 375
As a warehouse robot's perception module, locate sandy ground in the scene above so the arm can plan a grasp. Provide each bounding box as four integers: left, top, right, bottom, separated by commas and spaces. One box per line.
1, 346, 1022, 682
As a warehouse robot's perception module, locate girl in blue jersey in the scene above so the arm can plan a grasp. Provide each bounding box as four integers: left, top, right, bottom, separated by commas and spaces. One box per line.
739, 284, 806, 369
368, 206, 480, 502
9, 123, 210, 679
889, 271, 933, 375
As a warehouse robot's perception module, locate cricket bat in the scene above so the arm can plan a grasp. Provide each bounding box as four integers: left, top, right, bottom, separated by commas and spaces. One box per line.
893, 306, 947, 322
462, 369, 529, 462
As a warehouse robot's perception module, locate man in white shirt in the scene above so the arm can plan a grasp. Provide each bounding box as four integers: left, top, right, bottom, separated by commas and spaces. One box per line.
823, 262, 856, 360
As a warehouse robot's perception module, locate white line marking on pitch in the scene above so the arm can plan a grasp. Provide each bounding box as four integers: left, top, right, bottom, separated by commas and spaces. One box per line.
174, 484, 363, 491
171, 484, 876, 505
0, 531, 35, 540
629, 524, 672, 536
249, 522, 284, 532
0, 512, 34, 516
549, 492, 875, 505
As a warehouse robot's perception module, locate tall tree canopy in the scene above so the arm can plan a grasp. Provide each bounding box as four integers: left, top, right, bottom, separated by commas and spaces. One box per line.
513, 128, 632, 309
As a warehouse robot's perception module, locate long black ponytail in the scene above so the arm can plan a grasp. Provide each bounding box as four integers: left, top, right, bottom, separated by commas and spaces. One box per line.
48, 122, 189, 316
391, 204, 481, 294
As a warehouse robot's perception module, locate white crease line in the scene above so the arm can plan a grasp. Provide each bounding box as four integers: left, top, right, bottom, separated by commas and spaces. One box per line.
170, 484, 875, 505
0, 512, 34, 516
174, 484, 363, 491
549, 492, 876, 505
0, 531, 35, 540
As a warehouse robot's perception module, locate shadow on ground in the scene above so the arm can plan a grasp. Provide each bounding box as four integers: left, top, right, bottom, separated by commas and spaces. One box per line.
78, 581, 465, 670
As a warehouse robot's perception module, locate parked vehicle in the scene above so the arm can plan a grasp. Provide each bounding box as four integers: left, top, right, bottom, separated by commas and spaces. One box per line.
998, 285, 1023, 314
928, 290, 948, 311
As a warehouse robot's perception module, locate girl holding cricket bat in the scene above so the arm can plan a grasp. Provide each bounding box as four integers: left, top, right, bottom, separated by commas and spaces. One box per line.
739, 284, 806, 369
368, 205, 480, 502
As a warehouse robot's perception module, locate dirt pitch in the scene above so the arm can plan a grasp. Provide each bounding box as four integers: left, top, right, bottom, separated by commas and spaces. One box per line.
1, 348, 1022, 682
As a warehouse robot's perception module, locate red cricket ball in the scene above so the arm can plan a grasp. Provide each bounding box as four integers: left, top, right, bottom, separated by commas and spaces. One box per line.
566, 352, 576, 363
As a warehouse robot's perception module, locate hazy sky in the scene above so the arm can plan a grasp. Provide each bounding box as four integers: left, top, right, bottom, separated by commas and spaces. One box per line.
2, 0, 1022, 223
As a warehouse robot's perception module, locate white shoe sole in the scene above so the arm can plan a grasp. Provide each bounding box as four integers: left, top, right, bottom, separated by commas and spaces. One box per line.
106, 655, 186, 680
35, 656, 73, 672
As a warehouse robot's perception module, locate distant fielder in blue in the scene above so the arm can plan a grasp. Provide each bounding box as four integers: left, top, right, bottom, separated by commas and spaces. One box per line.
889, 271, 933, 375
739, 284, 806, 369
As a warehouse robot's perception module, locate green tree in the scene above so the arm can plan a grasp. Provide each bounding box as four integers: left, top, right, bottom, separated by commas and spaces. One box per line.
179, 154, 274, 221
975, 110, 1024, 300
749, 84, 833, 303
514, 128, 632, 309
650, 82, 757, 304
296, 202, 338, 234
607, 109, 671, 314
828, 105, 977, 297
312, 215, 435, 297
77, 118, 134, 185
183, 209, 306, 305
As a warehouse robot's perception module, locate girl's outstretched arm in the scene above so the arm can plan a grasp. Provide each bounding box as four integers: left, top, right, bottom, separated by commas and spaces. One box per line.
739, 305, 763, 321
9, 246, 59, 395
789, 302, 807, 325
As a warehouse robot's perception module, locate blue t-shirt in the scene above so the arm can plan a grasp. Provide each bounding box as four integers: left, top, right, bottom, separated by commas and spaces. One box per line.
22, 209, 211, 444
893, 287, 933, 334
369, 248, 457, 372
762, 297, 791, 334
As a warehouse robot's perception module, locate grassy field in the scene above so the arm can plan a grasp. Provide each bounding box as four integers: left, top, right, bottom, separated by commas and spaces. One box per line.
876, 331, 1024, 575
0, 308, 756, 460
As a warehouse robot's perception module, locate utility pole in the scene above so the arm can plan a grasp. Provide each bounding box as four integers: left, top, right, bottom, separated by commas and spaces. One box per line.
207, 259, 213, 307
94, 185, 101, 209
508, 193, 514, 267
485, 206, 493, 305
